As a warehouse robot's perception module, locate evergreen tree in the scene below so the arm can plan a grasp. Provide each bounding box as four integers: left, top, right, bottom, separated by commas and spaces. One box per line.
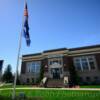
69, 64, 79, 85
3, 64, 13, 83
68, 57, 79, 86
39, 64, 44, 82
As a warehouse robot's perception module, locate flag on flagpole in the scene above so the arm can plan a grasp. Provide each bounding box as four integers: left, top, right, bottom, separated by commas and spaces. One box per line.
12, 1, 31, 99
23, 2, 31, 46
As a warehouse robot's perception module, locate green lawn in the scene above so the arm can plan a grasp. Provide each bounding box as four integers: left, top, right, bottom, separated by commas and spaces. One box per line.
1, 84, 100, 89
80, 85, 100, 88
0, 85, 32, 88
0, 84, 100, 100
0, 89, 100, 100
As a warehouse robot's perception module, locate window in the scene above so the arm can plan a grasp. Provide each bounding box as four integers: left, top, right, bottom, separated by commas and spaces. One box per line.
48, 58, 62, 65
32, 78, 34, 83
86, 77, 91, 81
74, 62, 81, 71
26, 61, 41, 73
49, 61, 52, 65
35, 62, 41, 73
74, 56, 96, 71
79, 77, 83, 82
89, 61, 95, 69
27, 62, 32, 72
74, 58, 82, 71
53, 60, 58, 63
31, 62, 35, 72
94, 76, 98, 80
27, 78, 30, 83
81, 58, 88, 70
60, 68, 62, 74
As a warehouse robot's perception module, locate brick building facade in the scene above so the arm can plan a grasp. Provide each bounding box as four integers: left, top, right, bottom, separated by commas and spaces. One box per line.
20, 45, 100, 87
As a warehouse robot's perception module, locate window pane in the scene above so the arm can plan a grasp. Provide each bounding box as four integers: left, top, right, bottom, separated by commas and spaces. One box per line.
88, 56, 94, 61
79, 77, 83, 82
53, 60, 58, 63
50, 61, 52, 65
59, 60, 62, 65
75, 63, 81, 70
32, 62, 35, 66
31, 62, 35, 72
36, 66, 40, 73
27, 62, 32, 73
82, 62, 88, 70
89, 61, 95, 69
86, 77, 91, 81
94, 76, 98, 80
74, 58, 80, 62
74, 58, 81, 71
35, 61, 41, 73
81, 57, 87, 62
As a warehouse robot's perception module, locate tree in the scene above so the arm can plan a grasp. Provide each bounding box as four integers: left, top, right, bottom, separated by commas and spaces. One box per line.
39, 64, 44, 82
68, 57, 79, 86
2, 64, 13, 83
69, 64, 79, 85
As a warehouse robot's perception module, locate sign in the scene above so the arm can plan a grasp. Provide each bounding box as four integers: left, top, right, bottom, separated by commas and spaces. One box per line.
0, 60, 3, 71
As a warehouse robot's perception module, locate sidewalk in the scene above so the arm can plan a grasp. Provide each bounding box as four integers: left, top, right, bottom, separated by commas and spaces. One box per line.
0, 87, 100, 91
0, 82, 4, 87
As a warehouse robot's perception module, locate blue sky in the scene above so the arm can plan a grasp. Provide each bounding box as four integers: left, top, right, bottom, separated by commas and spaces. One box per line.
0, 0, 100, 73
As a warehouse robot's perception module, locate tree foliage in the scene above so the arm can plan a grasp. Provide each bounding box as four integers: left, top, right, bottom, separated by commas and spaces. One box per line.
68, 57, 79, 85
69, 64, 79, 85
38, 64, 44, 83
2, 64, 13, 83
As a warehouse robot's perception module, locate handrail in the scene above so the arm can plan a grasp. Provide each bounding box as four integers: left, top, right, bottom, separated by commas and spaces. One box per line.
64, 76, 69, 86
42, 77, 47, 84
40, 77, 48, 87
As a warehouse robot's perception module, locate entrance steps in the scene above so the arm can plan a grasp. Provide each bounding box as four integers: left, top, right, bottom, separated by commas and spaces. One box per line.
46, 78, 64, 88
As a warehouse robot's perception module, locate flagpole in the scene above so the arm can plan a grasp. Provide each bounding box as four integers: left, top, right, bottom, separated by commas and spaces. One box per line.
12, 1, 26, 99
12, 29, 22, 100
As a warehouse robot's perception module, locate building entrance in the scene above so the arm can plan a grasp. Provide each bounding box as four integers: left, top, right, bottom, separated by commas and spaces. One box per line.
52, 68, 60, 79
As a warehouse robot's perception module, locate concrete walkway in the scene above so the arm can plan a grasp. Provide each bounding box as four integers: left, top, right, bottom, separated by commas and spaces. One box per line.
0, 83, 5, 87
0, 87, 100, 91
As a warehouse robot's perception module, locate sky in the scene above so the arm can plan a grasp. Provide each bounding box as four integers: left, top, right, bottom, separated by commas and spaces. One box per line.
0, 0, 100, 73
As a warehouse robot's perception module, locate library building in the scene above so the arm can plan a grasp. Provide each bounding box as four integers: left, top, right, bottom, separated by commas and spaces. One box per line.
20, 45, 100, 87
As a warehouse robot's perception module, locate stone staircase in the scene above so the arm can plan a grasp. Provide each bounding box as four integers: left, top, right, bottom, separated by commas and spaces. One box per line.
46, 78, 64, 88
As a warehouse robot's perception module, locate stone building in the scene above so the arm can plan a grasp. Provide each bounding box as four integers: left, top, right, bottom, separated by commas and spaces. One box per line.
20, 45, 100, 87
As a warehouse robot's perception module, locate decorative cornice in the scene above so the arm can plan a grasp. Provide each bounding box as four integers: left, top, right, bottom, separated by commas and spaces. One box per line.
22, 44, 100, 60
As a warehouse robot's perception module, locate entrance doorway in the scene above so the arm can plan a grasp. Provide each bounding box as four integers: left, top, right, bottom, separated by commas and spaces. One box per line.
52, 68, 60, 79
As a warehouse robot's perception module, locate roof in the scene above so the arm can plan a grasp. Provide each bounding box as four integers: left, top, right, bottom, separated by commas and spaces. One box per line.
22, 44, 100, 57
43, 48, 67, 53
69, 44, 100, 51
23, 53, 42, 57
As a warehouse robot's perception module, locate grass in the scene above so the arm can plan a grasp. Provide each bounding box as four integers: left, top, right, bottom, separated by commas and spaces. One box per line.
80, 85, 100, 88
0, 89, 100, 100
0, 84, 100, 99
1, 84, 100, 89
0, 85, 32, 88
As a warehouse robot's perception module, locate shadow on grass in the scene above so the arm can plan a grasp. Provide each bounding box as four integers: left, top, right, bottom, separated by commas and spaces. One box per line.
0, 95, 11, 100
0, 95, 43, 100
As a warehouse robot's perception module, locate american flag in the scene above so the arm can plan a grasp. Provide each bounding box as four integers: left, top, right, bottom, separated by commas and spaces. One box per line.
23, 2, 31, 46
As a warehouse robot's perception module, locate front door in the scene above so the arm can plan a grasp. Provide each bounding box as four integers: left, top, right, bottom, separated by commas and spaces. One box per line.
52, 68, 60, 79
